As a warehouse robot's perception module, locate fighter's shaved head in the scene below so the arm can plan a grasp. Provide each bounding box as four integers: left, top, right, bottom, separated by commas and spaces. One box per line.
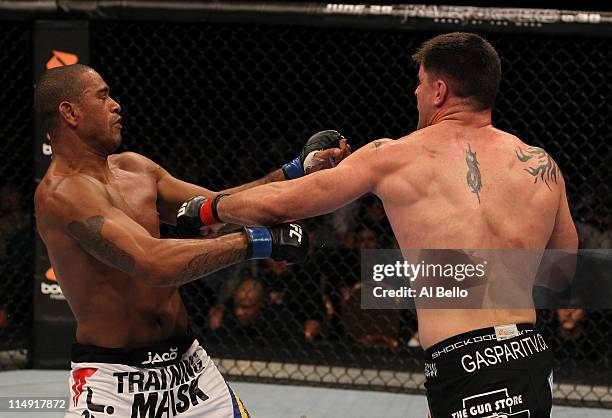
34, 64, 95, 131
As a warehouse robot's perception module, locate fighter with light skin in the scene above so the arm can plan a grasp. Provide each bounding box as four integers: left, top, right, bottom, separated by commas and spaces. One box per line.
178, 33, 578, 417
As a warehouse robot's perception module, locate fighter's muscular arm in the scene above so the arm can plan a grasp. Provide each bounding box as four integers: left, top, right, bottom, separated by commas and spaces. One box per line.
217, 140, 393, 226
540, 173, 578, 290
546, 173, 578, 250
39, 177, 248, 287
154, 161, 285, 224
153, 148, 344, 224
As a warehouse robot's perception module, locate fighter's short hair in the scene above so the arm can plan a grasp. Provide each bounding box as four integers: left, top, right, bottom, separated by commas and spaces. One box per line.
412, 32, 501, 111
34, 64, 95, 131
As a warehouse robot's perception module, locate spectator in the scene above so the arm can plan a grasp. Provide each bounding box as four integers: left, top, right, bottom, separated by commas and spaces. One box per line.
260, 257, 325, 343
337, 225, 380, 302
209, 275, 322, 344
208, 277, 265, 334
324, 224, 401, 349
341, 282, 400, 349
545, 308, 603, 365
557, 308, 586, 341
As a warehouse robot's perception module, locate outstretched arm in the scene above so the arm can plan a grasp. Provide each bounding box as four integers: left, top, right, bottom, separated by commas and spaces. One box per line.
216, 140, 389, 226
221, 169, 286, 194
155, 133, 350, 224
153, 163, 285, 224
38, 177, 248, 287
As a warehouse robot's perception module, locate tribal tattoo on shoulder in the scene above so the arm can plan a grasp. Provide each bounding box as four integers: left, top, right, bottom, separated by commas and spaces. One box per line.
67, 215, 136, 273
515, 146, 559, 190
465, 143, 483, 204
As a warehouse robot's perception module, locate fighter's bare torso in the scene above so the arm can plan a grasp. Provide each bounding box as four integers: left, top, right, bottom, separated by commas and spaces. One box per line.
372, 121, 567, 348
35, 152, 187, 348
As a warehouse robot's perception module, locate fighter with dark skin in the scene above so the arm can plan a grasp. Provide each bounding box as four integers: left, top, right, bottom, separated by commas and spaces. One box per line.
34, 64, 349, 349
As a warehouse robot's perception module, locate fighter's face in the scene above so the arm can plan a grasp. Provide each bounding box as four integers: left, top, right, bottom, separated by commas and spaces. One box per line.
76, 71, 122, 152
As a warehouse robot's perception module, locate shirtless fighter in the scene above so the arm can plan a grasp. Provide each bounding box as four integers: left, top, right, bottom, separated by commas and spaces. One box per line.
179, 33, 578, 417
34, 64, 348, 417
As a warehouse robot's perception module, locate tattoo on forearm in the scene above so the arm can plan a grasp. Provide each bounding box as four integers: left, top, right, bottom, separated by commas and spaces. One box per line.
172, 248, 245, 286
466, 143, 482, 203
67, 216, 135, 273
515, 147, 558, 190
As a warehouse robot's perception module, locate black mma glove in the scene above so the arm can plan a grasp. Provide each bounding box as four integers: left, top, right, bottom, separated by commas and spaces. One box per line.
176, 194, 229, 238
177, 197, 308, 263
282, 130, 346, 179
244, 222, 309, 263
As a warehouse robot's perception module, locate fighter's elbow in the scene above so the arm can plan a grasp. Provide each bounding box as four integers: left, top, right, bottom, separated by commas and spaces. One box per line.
261, 203, 291, 225
132, 257, 172, 287
131, 262, 156, 286
248, 195, 293, 226
141, 270, 178, 287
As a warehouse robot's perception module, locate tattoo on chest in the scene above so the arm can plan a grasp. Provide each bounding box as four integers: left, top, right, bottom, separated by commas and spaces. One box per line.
465, 143, 482, 203
515, 147, 558, 190
67, 215, 135, 273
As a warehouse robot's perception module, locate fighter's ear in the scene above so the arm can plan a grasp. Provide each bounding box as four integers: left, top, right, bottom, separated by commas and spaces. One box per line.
58, 101, 78, 128
433, 79, 448, 107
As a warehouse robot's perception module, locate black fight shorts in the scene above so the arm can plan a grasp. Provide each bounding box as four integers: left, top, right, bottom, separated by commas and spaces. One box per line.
424, 324, 553, 418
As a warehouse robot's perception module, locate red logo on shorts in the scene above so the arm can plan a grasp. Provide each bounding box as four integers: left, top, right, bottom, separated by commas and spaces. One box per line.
72, 368, 98, 407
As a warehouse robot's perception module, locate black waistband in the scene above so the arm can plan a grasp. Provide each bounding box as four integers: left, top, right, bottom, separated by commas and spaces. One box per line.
425, 323, 536, 361
422, 324, 551, 381
72, 331, 196, 368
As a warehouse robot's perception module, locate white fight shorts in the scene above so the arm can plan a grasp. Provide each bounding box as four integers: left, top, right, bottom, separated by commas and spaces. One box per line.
66, 332, 250, 418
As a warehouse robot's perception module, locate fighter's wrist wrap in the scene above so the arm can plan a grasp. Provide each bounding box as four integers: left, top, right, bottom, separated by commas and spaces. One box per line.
244, 227, 273, 259
199, 193, 231, 225
282, 157, 304, 180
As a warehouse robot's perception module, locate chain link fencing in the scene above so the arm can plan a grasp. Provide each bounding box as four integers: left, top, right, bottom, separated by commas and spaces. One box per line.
0, 21, 33, 370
